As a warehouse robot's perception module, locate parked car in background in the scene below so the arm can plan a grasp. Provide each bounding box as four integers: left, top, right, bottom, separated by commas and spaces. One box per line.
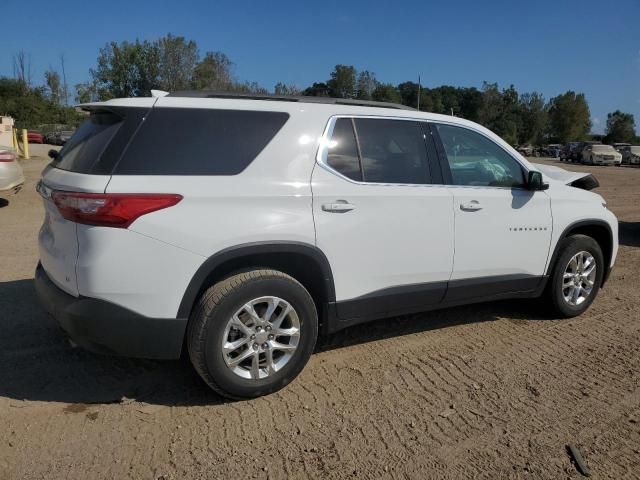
621, 146, 640, 165
560, 142, 581, 162
57, 130, 74, 145
517, 144, 534, 156
582, 144, 622, 166
0, 148, 25, 196
545, 144, 563, 158
613, 143, 631, 153
45, 130, 75, 145
573, 141, 601, 163
27, 131, 44, 144
44, 132, 58, 144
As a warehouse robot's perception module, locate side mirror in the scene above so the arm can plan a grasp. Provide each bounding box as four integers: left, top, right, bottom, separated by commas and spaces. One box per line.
527, 171, 548, 191
48, 149, 59, 159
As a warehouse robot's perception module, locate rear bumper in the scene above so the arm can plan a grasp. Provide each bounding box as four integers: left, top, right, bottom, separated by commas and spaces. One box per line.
35, 262, 187, 359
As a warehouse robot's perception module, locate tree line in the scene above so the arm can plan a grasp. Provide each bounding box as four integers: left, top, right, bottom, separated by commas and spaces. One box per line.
1, 34, 637, 145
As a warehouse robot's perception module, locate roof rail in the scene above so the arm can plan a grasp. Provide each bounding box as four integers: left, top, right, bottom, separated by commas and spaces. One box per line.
166, 91, 415, 110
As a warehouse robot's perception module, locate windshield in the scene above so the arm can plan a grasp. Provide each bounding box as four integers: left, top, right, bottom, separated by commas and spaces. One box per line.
630, 147, 640, 154
592, 145, 615, 152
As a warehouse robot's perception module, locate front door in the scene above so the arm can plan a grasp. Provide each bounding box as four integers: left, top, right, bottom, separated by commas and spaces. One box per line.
430, 122, 552, 302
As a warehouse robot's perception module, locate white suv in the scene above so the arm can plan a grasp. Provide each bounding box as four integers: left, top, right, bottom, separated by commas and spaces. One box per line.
35, 92, 618, 399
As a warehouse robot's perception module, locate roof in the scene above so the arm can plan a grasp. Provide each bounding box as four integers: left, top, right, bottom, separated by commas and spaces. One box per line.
167, 91, 416, 111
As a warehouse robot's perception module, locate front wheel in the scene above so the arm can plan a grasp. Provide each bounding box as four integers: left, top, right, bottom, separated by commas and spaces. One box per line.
187, 269, 318, 399
547, 234, 604, 317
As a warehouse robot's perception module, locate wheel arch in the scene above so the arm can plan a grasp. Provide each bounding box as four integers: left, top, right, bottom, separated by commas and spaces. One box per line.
546, 219, 614, 286
177, 241, 336, 324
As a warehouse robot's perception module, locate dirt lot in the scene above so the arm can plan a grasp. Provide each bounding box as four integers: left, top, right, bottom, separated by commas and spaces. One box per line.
1, 146, 639, 479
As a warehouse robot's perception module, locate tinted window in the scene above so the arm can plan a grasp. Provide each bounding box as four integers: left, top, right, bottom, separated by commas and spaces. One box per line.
326, 118, 361, 181
115, 108, 289, 175
354, 119, 430, 184
54, 112, 122, 173
435, 124, 525, 187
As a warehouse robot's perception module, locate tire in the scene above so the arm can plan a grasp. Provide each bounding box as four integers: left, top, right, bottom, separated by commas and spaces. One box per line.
187, 269, 318, 399
547, 234, 604, 318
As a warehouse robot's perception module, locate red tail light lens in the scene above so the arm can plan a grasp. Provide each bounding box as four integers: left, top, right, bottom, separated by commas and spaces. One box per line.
0, 151, 16, 162
51, 192, 183, 228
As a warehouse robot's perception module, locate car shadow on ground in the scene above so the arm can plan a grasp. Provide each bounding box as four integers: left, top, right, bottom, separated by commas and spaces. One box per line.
0, 198, 9, 208
619, 221, 640, 247
0, 277, 553, 407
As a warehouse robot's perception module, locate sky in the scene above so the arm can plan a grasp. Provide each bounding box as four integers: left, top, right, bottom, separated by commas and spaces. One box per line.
2, 0, 638, 134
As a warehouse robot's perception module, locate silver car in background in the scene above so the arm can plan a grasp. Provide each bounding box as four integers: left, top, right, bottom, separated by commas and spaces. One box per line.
0, 148, 25, 196
621, 146, 640, 165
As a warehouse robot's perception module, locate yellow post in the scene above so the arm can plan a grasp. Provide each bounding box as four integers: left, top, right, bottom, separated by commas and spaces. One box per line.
21, 129, 29, 159
12, 127, 18, 150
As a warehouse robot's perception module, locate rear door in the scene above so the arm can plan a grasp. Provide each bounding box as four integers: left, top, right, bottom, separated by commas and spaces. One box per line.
430, 122, 552, 302
312, 116, 454, 321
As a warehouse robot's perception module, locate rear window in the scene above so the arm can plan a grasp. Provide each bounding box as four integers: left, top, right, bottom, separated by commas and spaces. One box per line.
53, 112, 123, 173
114, 108, 289, 175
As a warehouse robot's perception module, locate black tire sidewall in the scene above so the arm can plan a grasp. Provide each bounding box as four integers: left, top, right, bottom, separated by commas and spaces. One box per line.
550, 235, 604, 317
201, 275, 317, 398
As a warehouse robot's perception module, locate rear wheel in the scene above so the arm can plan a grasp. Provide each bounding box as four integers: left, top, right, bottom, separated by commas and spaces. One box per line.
547, 234, 604, 317
187, 269, 318, 399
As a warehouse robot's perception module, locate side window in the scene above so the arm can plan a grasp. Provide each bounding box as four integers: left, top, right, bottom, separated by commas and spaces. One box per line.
115, 109, 289, 175
353, 119, 430, 184
435, 123, 525, 188
326, 118, 362, 181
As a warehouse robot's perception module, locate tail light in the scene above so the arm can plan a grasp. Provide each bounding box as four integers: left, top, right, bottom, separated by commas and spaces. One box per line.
51, 192, 182, 228
0, 151, 16, 162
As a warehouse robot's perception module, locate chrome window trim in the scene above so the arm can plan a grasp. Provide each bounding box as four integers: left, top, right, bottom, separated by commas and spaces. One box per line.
316, 115, 533, 189
315, 114, 436, 188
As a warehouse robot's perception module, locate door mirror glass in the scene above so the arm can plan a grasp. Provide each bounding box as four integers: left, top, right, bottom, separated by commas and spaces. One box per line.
527, 171, 548, 191
48, 149, 59, 159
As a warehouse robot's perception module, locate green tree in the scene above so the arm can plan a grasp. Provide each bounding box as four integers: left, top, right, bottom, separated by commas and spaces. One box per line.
547, 91, 591, 143
518, 92, 547, 145
355, 70, 377, 100
0, 77, 82, 129
327, 65, 356, 98
157, 34, 198, 91
91, 39, 160, 98
232, 81, 268, 94
192, 51, 234, 90
604, 110, 636, 143
302, 82, 330, 97
44, 69, 61, 105
372, 83, 400, 103
397, 81, 420, 108
274, 83, 301, 96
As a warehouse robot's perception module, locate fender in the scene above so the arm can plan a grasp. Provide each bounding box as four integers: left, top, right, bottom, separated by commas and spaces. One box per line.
177, 241, 336, 319
545, 219, 614, 285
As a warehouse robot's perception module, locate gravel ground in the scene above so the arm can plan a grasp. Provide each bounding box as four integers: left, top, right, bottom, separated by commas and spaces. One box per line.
1, 146, 639, 479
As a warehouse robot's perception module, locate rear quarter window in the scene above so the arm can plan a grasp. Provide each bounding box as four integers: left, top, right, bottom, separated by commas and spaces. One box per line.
114, 108, 289, 175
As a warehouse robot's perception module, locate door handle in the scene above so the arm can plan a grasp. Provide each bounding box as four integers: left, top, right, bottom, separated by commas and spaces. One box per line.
460, 201, 482, 212
322, 201, 355, 213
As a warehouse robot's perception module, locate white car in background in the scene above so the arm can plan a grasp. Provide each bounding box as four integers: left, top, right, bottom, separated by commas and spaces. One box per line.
0, 148, 25, 196
621, 146, 640, 165
582, 144, 622, 166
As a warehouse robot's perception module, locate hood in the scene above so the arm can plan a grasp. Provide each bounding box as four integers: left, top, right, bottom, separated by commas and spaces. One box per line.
532, 163, 590, 184
532, 163, 599, 191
